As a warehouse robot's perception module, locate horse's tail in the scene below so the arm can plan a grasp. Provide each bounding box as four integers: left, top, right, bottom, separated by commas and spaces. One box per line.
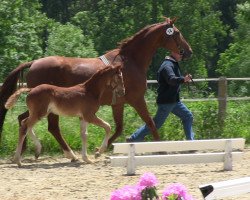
5, 88, 31, 109
0, 61, 33, 137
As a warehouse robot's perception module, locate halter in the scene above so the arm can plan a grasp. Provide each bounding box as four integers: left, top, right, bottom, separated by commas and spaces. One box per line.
109, 70, 124, 105
165, 23, 184, 55
99, 55, 124, 105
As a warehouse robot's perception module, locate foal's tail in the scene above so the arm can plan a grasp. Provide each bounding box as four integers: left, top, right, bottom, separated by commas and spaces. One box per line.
5, 88, 31, 110
0, 61, 33, 137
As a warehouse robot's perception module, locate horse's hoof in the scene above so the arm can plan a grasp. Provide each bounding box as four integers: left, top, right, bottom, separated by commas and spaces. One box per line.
17, 162, 22, 167
63, 150, 78, 161
83, 157, 93, 164
95, 152, 101, 158
35, 146, 42, 159
13, 159, 22, 167
71, 158, 79, 162
35, 153, 40, 160
95, 147, 100, 152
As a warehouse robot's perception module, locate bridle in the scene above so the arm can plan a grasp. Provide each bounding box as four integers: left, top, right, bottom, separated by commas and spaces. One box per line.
165, 23, 185, 56
109, 70, 125, 105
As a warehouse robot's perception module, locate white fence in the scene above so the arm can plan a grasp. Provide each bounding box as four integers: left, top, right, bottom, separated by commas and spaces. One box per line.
110, 138, 245, 175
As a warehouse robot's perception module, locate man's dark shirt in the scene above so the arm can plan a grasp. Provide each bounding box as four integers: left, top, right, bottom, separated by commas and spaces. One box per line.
156, 57, 185, 104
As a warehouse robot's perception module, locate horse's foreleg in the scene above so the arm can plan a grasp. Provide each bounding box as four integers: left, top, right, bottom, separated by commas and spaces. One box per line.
18, 111, 29, 154
80, 119, 92, 164
88, 116, 111, 156
47, 113, 78, 161
107, 104, 124, 146
131, 99, 160, 141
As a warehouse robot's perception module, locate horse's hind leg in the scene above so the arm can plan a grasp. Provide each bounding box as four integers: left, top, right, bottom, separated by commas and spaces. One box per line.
88, 115, 111, 157
80, 119, 92, 164
47, 113, 78, 161
107, 104, 124, 147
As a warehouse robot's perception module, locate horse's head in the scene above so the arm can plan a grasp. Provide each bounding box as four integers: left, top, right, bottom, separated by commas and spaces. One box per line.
108, 65, 125, 99
160, 17, 193, 60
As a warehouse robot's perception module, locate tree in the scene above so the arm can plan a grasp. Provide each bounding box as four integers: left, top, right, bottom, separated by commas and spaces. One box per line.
158, 0, 227, 79
217, 2, 250, 77
217, 2, 250, 95
45, 23, 97, 58
39, 0, 72, 24
0, 0, 48, 81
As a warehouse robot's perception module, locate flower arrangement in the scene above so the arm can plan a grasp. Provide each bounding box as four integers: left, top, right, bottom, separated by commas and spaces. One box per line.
110, 172, 195, 200
162, 183, 194, 200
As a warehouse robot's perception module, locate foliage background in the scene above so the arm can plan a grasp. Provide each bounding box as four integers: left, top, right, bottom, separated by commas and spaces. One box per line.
0, 0, 249, 156
0, 89, 249, 157
0, 0, 249, 82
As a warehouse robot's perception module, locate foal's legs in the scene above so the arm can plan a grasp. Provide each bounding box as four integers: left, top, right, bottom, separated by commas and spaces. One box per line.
47, 113, 78, 161
18, 111, 30, 154
28, 129, 42, 159
88, 115, 111, 156
13, 117, 37, 167
18, 111, 42, 158
79, 119, 92, 164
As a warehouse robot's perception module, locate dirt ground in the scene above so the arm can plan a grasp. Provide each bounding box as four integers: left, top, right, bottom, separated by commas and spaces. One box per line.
0, 148, 249, 200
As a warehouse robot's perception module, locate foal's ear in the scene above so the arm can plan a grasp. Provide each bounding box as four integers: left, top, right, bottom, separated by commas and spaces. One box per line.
114, 64, 122, 70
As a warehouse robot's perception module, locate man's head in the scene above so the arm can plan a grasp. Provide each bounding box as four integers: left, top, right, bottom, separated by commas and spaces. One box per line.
170, 51, 183, 62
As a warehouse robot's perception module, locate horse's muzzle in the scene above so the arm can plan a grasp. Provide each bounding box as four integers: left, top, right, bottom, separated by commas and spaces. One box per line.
182, 48, 193, 60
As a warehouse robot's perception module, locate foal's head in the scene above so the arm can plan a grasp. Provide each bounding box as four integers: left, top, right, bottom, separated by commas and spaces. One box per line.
108, 65, 125, 98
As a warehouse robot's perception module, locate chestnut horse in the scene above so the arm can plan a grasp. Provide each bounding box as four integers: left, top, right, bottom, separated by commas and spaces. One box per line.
5, 65, 125, 166
0, 17, 192, 158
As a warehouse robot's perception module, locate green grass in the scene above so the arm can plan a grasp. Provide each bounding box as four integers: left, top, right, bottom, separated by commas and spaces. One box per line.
0, 91, 249, 157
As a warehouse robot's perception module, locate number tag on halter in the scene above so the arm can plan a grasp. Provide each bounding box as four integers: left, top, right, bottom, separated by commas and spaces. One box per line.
166, 27, 174, 35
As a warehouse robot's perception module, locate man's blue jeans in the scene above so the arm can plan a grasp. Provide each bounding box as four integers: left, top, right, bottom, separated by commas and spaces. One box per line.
128, 101, 195, 142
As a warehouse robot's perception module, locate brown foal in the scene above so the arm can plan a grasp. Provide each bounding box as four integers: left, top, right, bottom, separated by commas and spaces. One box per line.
5, 65, 125, 167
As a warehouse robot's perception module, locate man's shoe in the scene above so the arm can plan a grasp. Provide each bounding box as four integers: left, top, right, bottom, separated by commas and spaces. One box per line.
126, 137, 133, 143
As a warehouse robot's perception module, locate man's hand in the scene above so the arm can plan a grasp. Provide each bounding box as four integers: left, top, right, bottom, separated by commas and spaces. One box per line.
184, 74, 192, 83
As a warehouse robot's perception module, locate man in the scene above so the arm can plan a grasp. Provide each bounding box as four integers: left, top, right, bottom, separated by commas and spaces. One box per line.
127, 51, 195, 142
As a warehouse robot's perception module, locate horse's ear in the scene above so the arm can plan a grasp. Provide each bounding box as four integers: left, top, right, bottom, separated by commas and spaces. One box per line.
162, 16, 171, 24
170, 17, 178, 25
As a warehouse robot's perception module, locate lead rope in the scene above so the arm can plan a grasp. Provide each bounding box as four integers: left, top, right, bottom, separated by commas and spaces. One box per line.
111, 89, 117, 105
185, 73, 210, 96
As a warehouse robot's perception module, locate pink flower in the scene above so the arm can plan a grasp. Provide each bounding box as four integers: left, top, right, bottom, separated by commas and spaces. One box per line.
162, 183, 195, 200
110, 185, 142, 200
138, 172, 158, 189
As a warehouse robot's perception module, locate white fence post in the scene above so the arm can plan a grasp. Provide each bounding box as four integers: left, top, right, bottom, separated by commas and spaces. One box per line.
224, 139, 232, 171
127, 143, 136, 175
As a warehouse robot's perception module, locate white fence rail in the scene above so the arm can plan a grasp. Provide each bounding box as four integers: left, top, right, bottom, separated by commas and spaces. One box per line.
199, 177, 250, 200
110, 138, 245, 175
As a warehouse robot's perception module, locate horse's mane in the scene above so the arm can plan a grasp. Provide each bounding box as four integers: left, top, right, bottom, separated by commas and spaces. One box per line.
117, 22, 163, 54
83, 67, 112, 86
